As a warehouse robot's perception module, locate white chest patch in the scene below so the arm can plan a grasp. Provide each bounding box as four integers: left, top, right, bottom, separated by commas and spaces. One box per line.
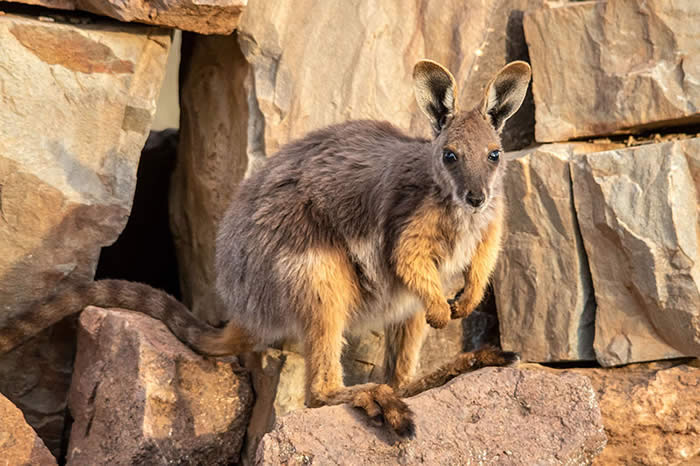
438, 207, 493, 285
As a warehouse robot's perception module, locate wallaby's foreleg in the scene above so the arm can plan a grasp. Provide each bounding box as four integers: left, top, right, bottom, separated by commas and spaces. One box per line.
451, 204, 504, 319
394, 206, 451, 329
396, 345, 519, 398
383, 311, 427, 390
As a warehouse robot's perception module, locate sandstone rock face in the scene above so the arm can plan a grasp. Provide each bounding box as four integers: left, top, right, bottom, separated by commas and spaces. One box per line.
0, 394, 57, 466
524, 1, 700, 142
0, 13, 169, 454
66, 307, 254, 465
169, 32, 250, 325
564, 361, 700, 466
10, 0, 246, 34
494, 142, 623, 362
239, 0, 542, 162
571, 139, 700, 366
256, 367, 607, 465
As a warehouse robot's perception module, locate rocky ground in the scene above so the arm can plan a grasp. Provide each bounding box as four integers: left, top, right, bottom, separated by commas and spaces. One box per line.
0, 0, 698, 464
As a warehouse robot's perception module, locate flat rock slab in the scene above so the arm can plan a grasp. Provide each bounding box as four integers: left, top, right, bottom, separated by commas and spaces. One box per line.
256, 367, 607, 465
525, 0, 700, 141
66, 307, 254, 465
0, 394, 56, 466
0, 12, 169, 454
571, 138, 700, 366
6, 0, 246, 34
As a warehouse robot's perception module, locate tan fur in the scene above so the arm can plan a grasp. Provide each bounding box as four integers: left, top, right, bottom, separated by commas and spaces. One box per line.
394, 201, 452, 329
384, 311, 428, 390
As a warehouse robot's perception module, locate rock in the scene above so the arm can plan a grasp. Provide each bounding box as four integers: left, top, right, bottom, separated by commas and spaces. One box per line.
9, 0, 245, 34
570, 138, 700, 366
169, 32, 250, 325
564, 361, 700, 466
0, 393, 57, 466
524, 1, 700, 142
0, 13, 170, 455
256, 367, 607, 465
494, 142, 623, 362
238, 0, 542, 162
66, 306, 254, 465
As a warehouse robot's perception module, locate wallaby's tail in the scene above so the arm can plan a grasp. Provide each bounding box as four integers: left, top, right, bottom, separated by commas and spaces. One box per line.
0, 279, 257, 357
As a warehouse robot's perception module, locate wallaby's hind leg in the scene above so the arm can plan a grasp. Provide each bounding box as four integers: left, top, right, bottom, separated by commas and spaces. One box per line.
396, 345, 519, 398
384, 311, 427, 390
303, 316, 416, 438
300, 248, 415, 437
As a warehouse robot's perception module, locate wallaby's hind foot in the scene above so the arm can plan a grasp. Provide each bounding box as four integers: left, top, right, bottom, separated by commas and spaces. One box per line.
397, 345, 520, 398
352, 384, 415, 438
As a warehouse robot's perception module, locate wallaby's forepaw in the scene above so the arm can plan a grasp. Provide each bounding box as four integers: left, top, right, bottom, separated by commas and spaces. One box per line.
425, 300, 451, 329
352, 384, 416, 438
449, 295, 478, 319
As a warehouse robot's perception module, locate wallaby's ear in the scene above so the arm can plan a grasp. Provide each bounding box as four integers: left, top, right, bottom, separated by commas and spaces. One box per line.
481, 61, 531, 132
413, 60, 457, 135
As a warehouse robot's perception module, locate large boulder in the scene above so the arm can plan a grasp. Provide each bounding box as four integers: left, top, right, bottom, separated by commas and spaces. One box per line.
66, 307, 254, 465
565, 361, 700, 466
0, 12, 170, 455
256, 367, 607, 465
571, 138, 700, 366
524, 0, 700, 142
6, 0, 245, 34
494, 142, 623, 362
0, 394, 57, 466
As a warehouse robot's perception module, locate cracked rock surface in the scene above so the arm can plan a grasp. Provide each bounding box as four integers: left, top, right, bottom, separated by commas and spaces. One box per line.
524, 0, 700, 142
571, 138, 700, 366
0, 13, 170, 455
66, 307, 254, 465
256, 367, 607, 465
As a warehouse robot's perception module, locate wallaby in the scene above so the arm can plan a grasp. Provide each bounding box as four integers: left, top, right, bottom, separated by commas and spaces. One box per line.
0, 59, 531, 437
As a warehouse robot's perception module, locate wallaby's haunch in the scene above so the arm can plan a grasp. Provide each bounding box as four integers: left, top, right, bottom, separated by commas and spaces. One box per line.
0, 60, 531, 437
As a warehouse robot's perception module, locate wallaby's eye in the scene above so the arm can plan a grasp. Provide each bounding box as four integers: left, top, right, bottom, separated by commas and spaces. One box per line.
488, 149, 501, 162
443, 150, 458, 163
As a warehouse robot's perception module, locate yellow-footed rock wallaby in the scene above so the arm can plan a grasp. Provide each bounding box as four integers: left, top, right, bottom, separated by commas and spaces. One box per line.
1, 59, 532, 437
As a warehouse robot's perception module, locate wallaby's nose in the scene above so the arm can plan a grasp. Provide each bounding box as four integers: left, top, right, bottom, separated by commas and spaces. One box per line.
466, 191, 486, 208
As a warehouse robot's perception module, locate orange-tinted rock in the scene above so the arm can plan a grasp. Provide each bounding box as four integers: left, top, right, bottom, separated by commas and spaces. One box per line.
559, 361, 700, 465
66, 307, 254, 465
0, 394, 56, 466
9, 0, 246, 34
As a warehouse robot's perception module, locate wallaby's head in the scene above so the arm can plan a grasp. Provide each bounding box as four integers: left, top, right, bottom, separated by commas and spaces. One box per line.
413, 60, 531, 211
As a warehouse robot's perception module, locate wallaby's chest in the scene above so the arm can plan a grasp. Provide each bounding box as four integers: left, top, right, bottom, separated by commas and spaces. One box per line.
346, 206, 493, 333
